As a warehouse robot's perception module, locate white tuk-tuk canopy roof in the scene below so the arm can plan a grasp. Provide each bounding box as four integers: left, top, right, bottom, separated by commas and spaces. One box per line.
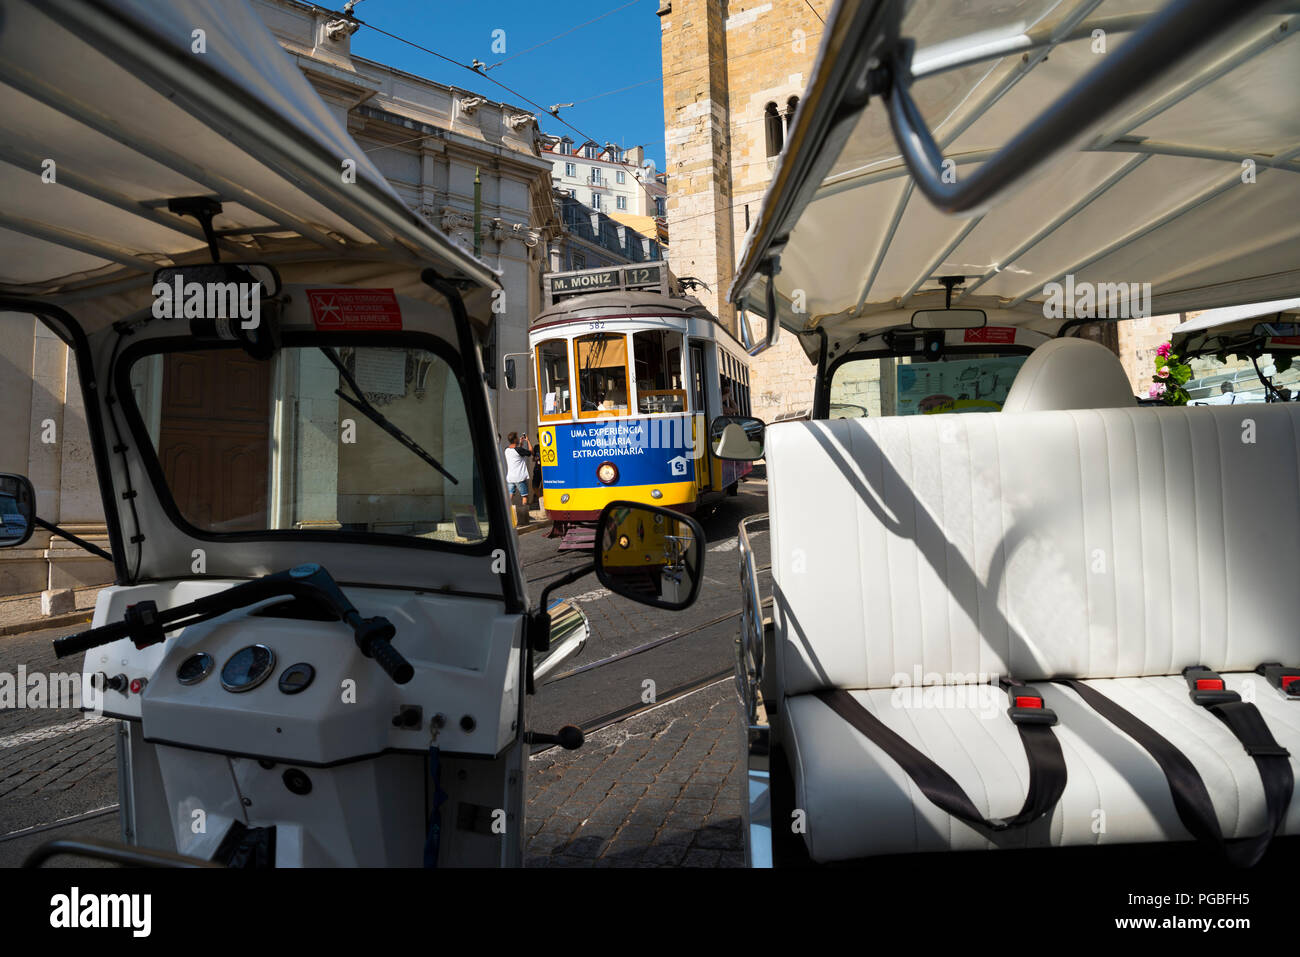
0, 0, 500, 330
1172, 297, 1300, 335
730, 0, 1300, 360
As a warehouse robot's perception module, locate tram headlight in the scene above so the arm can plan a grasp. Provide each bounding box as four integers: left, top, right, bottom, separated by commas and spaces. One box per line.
597, 461, 619, 485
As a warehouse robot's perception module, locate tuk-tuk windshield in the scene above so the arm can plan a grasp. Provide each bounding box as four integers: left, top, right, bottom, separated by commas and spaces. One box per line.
830, 351, 1028, 417
126, 341, 490, 544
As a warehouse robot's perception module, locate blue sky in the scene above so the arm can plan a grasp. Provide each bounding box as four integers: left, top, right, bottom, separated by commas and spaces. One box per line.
346, 0, 668, 169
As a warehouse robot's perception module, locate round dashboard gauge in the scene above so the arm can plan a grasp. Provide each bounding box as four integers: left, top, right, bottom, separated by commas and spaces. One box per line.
220, 644, 276, 693
177, 652, 214, 686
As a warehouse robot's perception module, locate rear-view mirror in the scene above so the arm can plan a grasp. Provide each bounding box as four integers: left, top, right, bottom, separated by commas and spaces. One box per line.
910, 308, 987, 329
151, 261, 282, 300
594, 502, 703, 610
709, 415, 765, 461
0, 473, 36, 548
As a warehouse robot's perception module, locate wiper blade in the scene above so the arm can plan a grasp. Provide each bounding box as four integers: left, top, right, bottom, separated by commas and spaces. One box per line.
319, 347, 459, 486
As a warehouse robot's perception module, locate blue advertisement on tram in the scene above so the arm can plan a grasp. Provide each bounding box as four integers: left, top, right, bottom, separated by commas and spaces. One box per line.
539, 415, 699, 491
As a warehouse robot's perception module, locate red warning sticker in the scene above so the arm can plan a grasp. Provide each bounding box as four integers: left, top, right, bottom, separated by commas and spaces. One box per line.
964, 326, 1017, 344
307, 289, 402, 330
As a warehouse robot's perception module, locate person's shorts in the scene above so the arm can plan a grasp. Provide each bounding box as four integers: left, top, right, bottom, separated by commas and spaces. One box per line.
508, 480, 530, 498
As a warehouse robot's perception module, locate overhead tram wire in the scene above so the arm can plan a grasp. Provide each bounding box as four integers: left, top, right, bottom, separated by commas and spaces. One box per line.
484, 0, 642, 71
333, 9, 667, 211
329, 6, 823, 213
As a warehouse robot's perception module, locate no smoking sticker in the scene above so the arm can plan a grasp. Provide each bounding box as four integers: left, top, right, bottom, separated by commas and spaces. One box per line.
307, 289, 403, 330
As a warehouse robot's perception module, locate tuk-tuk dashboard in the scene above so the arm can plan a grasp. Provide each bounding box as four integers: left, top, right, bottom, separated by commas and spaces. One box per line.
81, 579, 521, 763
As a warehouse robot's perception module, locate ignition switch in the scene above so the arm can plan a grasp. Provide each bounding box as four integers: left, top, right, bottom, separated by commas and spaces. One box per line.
97, 673, 128, 693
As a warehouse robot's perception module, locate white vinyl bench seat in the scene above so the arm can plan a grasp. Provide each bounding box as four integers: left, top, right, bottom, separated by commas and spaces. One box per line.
786, 674, 1300, 862
766, 392, 1300, 865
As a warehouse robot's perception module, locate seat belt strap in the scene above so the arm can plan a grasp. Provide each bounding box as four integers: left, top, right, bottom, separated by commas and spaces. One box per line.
1060, 674, 1291, 868
814, 683, 1067, 832
1183, 666, 1293, 865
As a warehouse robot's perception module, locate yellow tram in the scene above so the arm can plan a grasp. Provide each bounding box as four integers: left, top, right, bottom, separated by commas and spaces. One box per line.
511, 264, 753, 539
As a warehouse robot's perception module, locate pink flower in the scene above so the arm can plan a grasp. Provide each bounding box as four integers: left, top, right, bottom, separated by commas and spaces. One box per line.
1156, 342, 1172, 357
1149, 384, 1166, 398
1156, 367, 1170, 378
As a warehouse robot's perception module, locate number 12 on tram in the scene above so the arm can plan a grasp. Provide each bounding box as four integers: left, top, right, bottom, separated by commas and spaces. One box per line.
510, 265, 754, 531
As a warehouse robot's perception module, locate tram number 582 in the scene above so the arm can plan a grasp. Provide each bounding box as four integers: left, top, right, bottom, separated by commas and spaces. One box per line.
587, 321, 606, 330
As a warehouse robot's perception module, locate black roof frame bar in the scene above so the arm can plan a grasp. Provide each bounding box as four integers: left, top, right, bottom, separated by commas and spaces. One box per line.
886, 0, 1282, 215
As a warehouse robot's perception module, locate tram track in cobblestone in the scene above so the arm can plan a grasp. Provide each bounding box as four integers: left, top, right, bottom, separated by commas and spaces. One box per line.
542, 600, 769, 686
529, 670, 735, 756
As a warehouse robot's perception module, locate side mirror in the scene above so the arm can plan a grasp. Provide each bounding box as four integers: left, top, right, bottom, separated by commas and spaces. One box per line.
502, 352, 532, 392
709, 415, 765, 461
594, 502, 703, 611
532, 599, 589, 681
0, 473, 36, 548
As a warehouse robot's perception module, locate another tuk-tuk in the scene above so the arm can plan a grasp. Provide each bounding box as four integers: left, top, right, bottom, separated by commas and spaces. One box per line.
714, 0, 1300, 870
0, 0, 704, 867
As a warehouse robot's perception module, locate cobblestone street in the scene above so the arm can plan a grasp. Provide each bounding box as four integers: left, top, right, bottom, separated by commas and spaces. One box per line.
525, 680, 744, 867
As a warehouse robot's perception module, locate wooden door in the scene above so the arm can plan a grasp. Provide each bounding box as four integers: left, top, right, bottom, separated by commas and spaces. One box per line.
157, 350, 271, 531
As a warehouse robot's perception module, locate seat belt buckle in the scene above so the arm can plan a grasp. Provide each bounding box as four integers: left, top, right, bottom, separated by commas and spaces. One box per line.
1255, 663, 1300, 700
1001, 680, 1057, 726
1182, 666, 1241, 706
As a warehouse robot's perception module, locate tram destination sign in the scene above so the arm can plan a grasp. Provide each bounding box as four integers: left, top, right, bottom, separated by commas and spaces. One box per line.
547, 264, 668, 304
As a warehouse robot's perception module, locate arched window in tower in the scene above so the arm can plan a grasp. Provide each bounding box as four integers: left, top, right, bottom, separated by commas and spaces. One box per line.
764, 102, 783, 157
785, 95, 800, 137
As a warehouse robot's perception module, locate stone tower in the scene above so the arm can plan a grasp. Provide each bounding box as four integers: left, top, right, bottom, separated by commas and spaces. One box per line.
658, 0, 832, 422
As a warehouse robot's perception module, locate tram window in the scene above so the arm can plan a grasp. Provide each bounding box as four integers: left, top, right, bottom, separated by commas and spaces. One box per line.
720, 351, 745, 416
633, 330, 686, 414
829, 352, 1028, 417
537, 339, 572, 419
575, 333, 629, 416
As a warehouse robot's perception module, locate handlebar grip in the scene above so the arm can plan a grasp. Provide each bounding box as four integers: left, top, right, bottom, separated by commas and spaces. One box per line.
368, 637, 414, 685
53, 621, 131, 659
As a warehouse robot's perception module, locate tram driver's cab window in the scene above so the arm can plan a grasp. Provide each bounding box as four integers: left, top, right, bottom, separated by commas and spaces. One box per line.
633, 330, 685, 414
537, 338, 572, 419
576, 333, 629, 415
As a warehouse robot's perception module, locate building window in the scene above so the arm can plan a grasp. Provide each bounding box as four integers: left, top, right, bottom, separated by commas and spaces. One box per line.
591, 192, 602, 210
616, 195, 628, 211
572, 252, 586, 269
591, 167, 602, 184
584, 144, 598, 159
655, 196, 666, 217
764, 102, 783, 157
785, 96, 800, 137
616, 170, 626, 184
564, 162, 576, 177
